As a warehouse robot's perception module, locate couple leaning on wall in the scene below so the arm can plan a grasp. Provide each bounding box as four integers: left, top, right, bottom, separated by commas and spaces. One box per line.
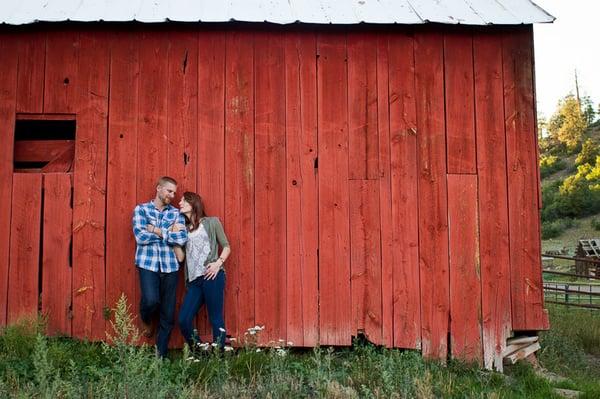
132, 176, 231, 358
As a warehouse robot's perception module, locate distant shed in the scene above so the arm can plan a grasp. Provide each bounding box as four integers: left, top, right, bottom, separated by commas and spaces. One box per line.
0, 0, 554, 370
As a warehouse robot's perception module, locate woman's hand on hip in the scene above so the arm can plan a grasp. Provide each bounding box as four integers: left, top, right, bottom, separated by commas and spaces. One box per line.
204, 262, 221, 280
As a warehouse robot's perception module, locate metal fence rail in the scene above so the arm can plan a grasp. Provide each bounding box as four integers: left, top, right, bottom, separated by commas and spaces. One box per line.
542, 253, 600, 311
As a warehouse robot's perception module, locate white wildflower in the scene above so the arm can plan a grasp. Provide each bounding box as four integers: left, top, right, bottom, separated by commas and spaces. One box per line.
276, 349, 287, 357
287, 341, 294, 346
211, 343, 218, 347
193, 359, 201, 363
256, 348, 262, 353
224, 346, 234, 352
219, 327, 226, 332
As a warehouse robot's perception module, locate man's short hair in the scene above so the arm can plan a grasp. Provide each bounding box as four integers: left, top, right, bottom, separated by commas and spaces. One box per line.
157, 176, 177, 187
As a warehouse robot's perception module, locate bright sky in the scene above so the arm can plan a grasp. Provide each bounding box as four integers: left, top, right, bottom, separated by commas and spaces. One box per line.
533, 0, 600, 120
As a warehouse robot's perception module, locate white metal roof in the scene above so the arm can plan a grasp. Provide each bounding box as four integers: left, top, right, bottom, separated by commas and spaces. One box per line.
0, 0, 554, 25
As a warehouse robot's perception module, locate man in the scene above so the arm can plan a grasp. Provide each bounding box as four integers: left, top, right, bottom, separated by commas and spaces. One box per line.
132, 176, 187, 358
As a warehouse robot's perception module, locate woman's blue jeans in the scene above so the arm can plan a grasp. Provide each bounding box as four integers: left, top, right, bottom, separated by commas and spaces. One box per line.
178, 270, 226, 347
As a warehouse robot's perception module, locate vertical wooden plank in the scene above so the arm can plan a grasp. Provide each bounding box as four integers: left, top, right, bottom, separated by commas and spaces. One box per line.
224, 30, 255, 337
285, 32, 319, 347
444, 31, 477, 174
474, 31, 512, 371
168, 30, 198, 195
349, 180, 382, 344
503, 27, 547, 331
136, 31, 169, 201
106, 31, 139, 324
347, 32, 379, 180
44, 30, 79, 114
414, 30, 449, 360
16, 31, 46, 113
7, 173, 42, 324
254, 32, 287, 343
134, 30, 169, 344
0, 35, 18, 326
317, 32, 351, 345
166, 30, 199, 347
72, 31, 109, 340
198, 30, 229, 337
448, 174, 482, 365
198, 31, 226, 217
376, 33, 394, 348
388, 32, 421, 349
42, 174, 73, 336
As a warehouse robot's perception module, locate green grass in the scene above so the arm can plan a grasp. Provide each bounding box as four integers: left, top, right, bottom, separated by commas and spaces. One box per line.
1, 298, 599, 398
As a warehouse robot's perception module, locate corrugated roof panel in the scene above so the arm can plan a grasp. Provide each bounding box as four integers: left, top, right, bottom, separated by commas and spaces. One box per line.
288, 0, 330, 24
497, 0, 554, 23
194, 0, 229, 23
0, 0, 555, 25
100, 0, 140, 22
136, 0, 170, 23
165, 0, 204, 23
375, 0, 422, 24
350, 0, 409, 25
409, 0, 485, 24
464, 0, 522, 24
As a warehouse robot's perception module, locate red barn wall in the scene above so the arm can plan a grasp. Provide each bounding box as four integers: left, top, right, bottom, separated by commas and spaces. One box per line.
0, 24, 547, 368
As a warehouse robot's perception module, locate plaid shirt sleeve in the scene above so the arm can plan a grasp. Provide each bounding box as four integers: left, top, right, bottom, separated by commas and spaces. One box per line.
132, 205, 163, 245
165, 212, 188, 246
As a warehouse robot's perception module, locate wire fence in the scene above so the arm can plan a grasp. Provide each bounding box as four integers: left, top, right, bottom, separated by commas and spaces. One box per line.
542, 253, 600, 310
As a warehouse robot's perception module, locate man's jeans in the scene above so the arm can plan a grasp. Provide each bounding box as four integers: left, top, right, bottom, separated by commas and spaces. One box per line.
178, 270, 226, 348
138, 267, 178, 358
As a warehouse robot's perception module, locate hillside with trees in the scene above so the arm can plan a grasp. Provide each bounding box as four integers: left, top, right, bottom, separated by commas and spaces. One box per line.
539, 93, 600, 251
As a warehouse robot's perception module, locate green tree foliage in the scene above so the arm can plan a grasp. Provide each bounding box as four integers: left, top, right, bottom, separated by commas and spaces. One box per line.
539, 154, 566, 178
582, 95, 596, 125
542, 158, 600, 224
575, 138, 600, 166
546, 94, 588, 153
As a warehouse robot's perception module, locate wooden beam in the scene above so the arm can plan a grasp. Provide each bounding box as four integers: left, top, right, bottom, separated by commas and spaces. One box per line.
14, 140, 74, 162
41, 145, 75, 173
16, 114, 76, 121
503, 342, 541, 365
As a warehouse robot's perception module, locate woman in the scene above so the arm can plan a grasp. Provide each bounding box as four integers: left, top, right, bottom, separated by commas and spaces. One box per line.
174, 192, 231, 348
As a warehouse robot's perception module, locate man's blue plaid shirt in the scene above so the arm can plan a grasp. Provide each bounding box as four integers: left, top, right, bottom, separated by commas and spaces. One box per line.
132, 201, 188, 273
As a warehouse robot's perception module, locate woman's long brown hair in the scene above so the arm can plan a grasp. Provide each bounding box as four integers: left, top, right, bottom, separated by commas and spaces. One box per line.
182, 192, 206, 231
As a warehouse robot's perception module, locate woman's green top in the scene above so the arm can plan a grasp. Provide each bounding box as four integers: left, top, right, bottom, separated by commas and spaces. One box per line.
198, 217, 230, 266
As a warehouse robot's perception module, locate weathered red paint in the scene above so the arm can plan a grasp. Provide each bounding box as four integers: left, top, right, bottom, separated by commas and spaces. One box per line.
0, 26, 547, 366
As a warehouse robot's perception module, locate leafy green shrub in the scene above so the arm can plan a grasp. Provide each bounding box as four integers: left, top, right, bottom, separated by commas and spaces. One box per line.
540, 154, 567, 178
575, 138, 600, 166
541, 218, 577, 239
541, 159, 600, 224
591, 218, 600, 231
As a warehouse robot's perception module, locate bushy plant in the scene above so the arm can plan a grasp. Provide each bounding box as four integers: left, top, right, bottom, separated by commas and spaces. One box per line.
591, 218, 600, 231
575, 138, 600, 166
541, 158, 600, 224
541, 218, 577, 239
540, 154, 567, 178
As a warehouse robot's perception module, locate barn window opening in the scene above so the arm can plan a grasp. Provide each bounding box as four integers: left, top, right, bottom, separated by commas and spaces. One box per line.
13, 115, 76, 173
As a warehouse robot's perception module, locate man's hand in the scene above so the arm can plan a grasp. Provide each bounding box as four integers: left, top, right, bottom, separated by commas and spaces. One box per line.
170, 223, 187, 232
204, 262, 221, 280
146, 224, 163, 238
